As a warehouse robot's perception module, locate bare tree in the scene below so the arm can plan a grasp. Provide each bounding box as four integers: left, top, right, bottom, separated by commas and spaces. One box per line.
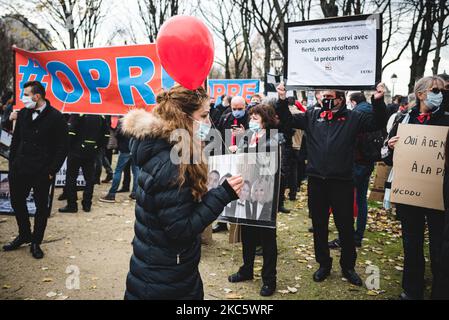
79, 0, 105, 48
250, 0, 290, 85
6, 0, 108, 49
293, 0, 313, 21
431, 0, 449, 75
198, 0, 240, 78
137, 0, 180, 42
320, 0, 339, 17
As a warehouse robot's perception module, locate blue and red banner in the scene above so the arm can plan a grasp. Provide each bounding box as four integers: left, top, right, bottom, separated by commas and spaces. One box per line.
14, 44, 175, 115
207, 79, 260, 104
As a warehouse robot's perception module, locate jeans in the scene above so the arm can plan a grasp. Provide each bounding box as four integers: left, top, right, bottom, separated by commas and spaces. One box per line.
353, 163, 374, 242
396, 204, 445, 299
108, 152, 139, 195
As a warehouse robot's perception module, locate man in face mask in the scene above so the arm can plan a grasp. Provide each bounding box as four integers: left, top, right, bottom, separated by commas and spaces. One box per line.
2, 81, 68, 259
275, 83, 387, 288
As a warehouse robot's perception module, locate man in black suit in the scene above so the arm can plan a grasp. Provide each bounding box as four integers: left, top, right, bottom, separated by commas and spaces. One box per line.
2, 81, 68, 259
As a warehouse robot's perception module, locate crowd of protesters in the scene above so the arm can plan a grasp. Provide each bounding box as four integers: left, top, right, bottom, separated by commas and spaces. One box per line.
0, 73, 448, 300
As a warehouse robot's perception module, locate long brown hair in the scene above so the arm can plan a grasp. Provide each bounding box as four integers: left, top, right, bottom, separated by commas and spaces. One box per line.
154, 85, 209, 201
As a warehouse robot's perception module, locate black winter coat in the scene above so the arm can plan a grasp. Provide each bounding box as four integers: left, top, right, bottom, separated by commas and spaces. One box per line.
122, 109, 238, 300
67, 114, 110, 159
9, 100, 68, 176
275, 97, 387, 181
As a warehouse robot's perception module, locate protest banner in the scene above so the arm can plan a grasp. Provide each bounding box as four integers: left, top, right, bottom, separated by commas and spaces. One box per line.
55, 158, 86, 188
207, 79, 260, 104
14, 44, 175, 115
208, 152, 280, 229
284, 14, 382, 90
391, 124, 448, 211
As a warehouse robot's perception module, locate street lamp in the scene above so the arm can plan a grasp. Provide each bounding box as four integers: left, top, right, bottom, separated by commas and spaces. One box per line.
272, 52, 283, 76
391, 73, 398, 97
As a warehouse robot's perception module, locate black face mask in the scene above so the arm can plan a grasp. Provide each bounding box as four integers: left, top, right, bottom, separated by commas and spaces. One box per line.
322, 98, 335, 110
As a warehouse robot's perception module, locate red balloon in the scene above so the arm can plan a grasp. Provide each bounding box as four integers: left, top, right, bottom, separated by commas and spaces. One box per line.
156, 16, 215, 90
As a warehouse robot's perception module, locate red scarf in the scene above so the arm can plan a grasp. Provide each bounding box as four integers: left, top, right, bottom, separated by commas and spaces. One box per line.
320, 110, 334, 120
417, 113, 431, 123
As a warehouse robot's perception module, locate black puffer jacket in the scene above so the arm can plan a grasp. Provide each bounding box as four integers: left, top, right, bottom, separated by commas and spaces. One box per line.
275, 97, 387, 181
122, 109, 238, 300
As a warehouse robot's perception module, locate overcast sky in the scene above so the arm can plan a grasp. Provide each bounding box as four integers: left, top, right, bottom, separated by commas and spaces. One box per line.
7, 0, 449, 95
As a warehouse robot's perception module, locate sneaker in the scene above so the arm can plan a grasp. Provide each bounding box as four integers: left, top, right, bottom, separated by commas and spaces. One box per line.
99, 194, 116, 203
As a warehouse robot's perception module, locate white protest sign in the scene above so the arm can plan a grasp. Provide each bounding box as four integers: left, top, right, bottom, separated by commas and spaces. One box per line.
391, 124, 448, 211
55, 158, 86, 188
285, 14, 381, 89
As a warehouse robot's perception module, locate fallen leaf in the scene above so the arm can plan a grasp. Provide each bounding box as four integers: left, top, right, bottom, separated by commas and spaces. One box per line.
223, 288, 232, 294
56, 295, 68, 300
225, 293, 243, 300
46, 291, 57, 298
277, 290, 289, 294
367, 290, 378, 296
287, 286, 298, 293
2, 284, 11, 289
42, 278, 53, 283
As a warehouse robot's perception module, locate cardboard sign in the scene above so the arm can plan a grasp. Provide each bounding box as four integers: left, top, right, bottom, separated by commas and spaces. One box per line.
284, 14, 382, 90
207, 79, 260, 104
391, 124, 448, 211
14, 45, 175, 115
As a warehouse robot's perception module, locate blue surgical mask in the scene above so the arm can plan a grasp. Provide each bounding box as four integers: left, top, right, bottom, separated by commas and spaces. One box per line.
249, 121, 261, 132
193, 119, 211, 141
232, 110, 245, 119
425, 91, 443, 110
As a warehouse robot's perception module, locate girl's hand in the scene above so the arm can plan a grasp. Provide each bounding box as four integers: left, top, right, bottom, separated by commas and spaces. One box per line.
388, 136, 400, 149
226, 175, 244, 195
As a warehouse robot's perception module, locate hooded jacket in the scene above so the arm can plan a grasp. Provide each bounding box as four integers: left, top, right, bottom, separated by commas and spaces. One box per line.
122, 109, 238, 300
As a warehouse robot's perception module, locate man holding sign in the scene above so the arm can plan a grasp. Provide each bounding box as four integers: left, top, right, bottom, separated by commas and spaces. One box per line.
386, 75, 449, 300
275, 82, 387, 287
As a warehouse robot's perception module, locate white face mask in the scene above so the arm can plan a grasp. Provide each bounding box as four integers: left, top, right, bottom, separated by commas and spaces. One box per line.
22, 95, 37, 109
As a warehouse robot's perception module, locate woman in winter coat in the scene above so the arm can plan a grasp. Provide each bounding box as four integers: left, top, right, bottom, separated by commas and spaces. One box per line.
227, 104, 279, 297
387, 76, 449, 300
122, 85, 243, 300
